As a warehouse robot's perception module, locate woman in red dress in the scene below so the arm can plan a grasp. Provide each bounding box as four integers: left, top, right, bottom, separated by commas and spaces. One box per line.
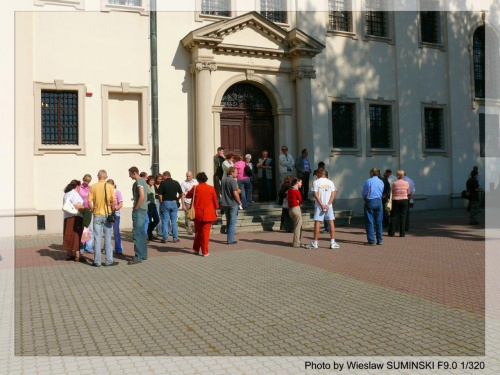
185, 172, 219, 257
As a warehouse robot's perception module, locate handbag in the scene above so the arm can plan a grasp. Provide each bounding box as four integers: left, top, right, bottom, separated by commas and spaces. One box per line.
385, 190, 393, 212
62, 191, 79, 216
81, 227, 91, 243
186, 187, 196, 220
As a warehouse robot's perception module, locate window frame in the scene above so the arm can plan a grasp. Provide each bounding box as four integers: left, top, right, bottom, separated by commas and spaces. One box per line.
365, 97, 398, 156
417, 6, 446, 51
329, 95, 362, 156
258, 0, 290, 27
100, 0, 149, 15
326, 0, 357, 40
195, 0, 235, 22
362, 0, 394, 44
34, 81, 86, 155
101, 83, 150, 155
421, 101, 448, 156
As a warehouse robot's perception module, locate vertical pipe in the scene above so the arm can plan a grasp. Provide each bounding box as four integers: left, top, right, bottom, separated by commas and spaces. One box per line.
150, 0, 160, 176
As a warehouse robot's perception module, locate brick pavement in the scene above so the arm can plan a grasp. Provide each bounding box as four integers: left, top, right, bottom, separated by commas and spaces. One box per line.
0, 208, 497, 374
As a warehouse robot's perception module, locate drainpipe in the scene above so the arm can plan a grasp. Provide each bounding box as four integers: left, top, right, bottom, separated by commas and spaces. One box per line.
150, 0, 160, 176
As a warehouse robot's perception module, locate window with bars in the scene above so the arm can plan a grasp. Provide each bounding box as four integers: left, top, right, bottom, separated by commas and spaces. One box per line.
41, 90, 79, 145
420, 11, 440, 44
479, 113, 485, 157
332, 103, 356, 148
260, 0, 287, 24
424, 108, 443, 150
108, 0, 142, 6
366, 11, 387, 37
369, 105, 391, 149
201, 0, 230, 17
328, 0, 351, 32
473, 26, 485, 99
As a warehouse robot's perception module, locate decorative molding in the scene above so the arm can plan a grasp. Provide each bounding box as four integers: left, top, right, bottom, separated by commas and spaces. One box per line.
34, 0, 85, 10
54, 79, 64, 90
121, 82, 130, 93
195, 61, 218, 72
245, 69, 255, 81
290, 68, 316, 81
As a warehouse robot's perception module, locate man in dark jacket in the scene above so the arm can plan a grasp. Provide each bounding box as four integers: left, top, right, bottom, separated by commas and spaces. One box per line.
466, 170, 483, 225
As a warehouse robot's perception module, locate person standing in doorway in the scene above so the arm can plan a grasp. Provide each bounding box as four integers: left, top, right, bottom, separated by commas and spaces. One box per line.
213, 147, 225, 199
295, 149, 311, 201
278, 145, 294, 185
257, 150, 273, 202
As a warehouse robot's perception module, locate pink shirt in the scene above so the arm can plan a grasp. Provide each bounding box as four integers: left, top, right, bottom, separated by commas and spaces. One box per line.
392, 179, 410, 201
234, 161, 249, 180
79, 184, 91, 208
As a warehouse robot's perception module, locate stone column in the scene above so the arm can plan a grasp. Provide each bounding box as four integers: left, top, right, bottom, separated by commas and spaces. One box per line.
292, 68, 316, 157
194, 61, 217, 175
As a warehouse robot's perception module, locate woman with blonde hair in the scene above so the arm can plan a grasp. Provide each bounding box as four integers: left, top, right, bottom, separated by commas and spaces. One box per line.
388, 170, 410, 237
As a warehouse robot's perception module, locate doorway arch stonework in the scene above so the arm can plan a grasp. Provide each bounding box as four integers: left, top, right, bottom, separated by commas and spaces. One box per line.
181, 11, 324, 177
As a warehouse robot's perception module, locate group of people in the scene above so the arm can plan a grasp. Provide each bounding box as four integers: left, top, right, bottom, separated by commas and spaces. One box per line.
61, 145, 422, 265
466, 166, 483, 225
212, 146, 313, 204
362, 168, 415, 245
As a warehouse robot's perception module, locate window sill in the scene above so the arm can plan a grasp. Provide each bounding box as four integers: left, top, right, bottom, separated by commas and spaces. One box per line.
366, 148, 397, 157
329, 148, 362, 157
363, 34, 394, 45
327, 30, 357, 40
419, 41, 446, 52
422, 150, 448, 157
34, 0, 85, 10
103, 145, 149, 155
197, 13, 232, 22
101, 1, 149, 15
35, 145, 85, 155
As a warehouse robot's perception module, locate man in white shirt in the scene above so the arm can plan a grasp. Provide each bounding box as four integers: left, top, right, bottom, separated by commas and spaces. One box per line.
278, 145, 294, 185
181, 171, 199, 235
306, 168, 340, 249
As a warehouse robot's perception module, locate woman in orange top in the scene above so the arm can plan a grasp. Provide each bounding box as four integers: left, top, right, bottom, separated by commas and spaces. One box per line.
185, 172, 220, 257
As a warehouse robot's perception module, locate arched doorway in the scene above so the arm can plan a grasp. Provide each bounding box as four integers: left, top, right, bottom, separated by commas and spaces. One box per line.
220, 83, 275, 201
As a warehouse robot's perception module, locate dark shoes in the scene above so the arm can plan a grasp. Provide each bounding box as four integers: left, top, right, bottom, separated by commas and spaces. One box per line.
103, 261, 119, 267
364, 242, 376, 246
127, 259, 142, 265
160, 239, 166, 243
227, 241, 238, 245
91, 262, 101, 267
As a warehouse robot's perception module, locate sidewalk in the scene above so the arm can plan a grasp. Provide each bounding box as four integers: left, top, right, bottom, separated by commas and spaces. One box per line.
0, 208, 494, 374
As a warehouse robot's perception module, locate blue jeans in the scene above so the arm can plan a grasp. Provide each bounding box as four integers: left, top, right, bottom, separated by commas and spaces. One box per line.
93, 215, 113, 266
113, 214, 122, 253
144, 213, 149, 235
223, 205, 239, 243
132, 208, 147, 261
161, 201, 178, 241
155, 199, 163, 237
364, 199, 383, 244
237, 178, 252, 209
147, 203, 160, 238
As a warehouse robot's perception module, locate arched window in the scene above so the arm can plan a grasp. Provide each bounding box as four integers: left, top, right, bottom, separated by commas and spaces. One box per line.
473, 26, 485, 98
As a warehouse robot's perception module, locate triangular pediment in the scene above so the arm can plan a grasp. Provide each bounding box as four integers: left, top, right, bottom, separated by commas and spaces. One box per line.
181, 12, 325, 59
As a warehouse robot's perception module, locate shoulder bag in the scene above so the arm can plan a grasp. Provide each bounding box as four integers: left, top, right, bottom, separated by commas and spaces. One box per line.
62, 191, 79, 216
186, 187, 196, 220
385, 190, 393, 212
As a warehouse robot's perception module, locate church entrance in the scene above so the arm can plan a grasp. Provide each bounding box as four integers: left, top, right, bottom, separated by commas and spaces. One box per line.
220, 83, 275, 201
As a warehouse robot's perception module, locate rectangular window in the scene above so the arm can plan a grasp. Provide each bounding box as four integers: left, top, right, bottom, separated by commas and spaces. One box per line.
260, 0, 287, 24
366, 11, 387, 37
41, 90, 78, 145
424, 108, 443, 149
479, 113, 485, 157
332, 103, 355, 148
420, 11, 440, 44
107, 0, 142, 5
369, 105, 391, 149
201, 0, 230, 17
328, 0, 351, 32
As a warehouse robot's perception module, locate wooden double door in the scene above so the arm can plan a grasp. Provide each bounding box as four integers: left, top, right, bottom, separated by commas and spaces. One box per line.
220, 107, 275, 200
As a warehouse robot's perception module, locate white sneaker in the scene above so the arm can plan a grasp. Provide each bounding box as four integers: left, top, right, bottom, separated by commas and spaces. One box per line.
330, 242, 340, 249
305, 243, 318, 249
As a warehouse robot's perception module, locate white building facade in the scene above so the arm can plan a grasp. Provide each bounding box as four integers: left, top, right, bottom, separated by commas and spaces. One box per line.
11, 0, 500, 236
